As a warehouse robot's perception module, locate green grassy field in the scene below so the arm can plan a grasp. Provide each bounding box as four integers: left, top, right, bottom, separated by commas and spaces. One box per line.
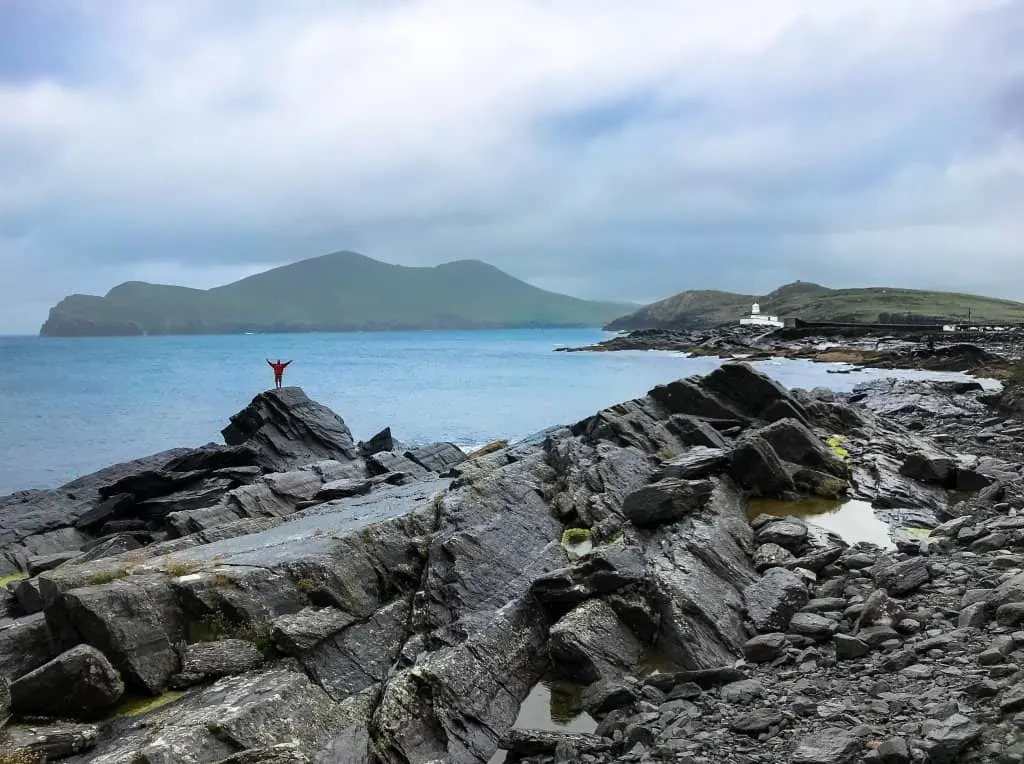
607, 281, 1024, 330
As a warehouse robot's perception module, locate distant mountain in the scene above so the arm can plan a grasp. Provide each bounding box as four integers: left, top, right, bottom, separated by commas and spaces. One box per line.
40, 251, 635, 337
606, 281, 1024, 330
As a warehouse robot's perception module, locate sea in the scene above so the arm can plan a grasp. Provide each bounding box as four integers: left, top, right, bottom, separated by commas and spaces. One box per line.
0, 329, 1000, 496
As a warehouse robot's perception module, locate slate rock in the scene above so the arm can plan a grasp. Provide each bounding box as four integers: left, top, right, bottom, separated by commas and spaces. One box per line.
655, 447, 729, 480
876, 737, 911, 764
788, 612, 838, 641
922, 714, 983, 764
0, 721, 100, 760
744, 567, 809, 633
10, 644, 124, 718
833, 633, 870, 661
0, 674, 9, 728
27, 550, 80, 576
272, 607, 359, 655
357, 427, 396, 456
0, 612, 58, 681
720, 679, 764, 704
729, 436, 795, 496
753, 543, 796, 572
702, 362, 805, 421
873, 557, 930, 596
756, 519, 808, 551
580, 679, 638, 715
313, 479, 373, 502
404, 442, 467, 474
757, 418, 848, 478
221, 387, 359, 471
621, 478, 714, 527
180, 639, 264, 678
549, 599, 644, 683
730, 707, 783, 735
900, 451, 956, 486
743, 632, 788, 663
791, 729, 861, 763
996, 602, 1024, 628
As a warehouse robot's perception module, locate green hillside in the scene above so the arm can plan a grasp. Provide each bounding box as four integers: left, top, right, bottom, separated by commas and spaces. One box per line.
606, 281, 1024, 331
41, 251, 635, 336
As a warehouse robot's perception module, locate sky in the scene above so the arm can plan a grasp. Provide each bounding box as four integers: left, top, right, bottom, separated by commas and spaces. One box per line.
1, 0, 1023, 334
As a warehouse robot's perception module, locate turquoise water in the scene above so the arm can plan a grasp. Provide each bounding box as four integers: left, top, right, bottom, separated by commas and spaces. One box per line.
0, 329, 992, 495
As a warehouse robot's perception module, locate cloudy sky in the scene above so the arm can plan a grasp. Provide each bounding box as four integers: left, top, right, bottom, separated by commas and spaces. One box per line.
1, 1, 1022, 334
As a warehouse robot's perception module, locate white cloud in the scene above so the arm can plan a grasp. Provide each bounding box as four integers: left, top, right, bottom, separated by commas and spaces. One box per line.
0, 0, 1022, 332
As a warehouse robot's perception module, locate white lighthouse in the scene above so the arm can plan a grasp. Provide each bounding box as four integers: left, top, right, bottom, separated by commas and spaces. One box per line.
739, 302, 783, 328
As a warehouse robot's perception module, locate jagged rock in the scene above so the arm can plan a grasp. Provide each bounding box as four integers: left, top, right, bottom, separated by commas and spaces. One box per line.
0, 447, 188, 575
405, 442, 467, 474
833, 633, 870, 660
648, 377, 750, 422
856, 588, 906, 629
654, 447, 729, 480
10, 644, 124, 718
744, 567, 809, 632
788, 612, 838, 641
0, 612, 58, 680
791, 729, 861, 763
531, 539, 645, 613
163, 443, 260, 473
179, 639, 264, 679
621, 478, 714, 527
1, 721, 99, 760
366, 450, 431, 480
720, 678, 764, 704
665, 415, 729, 449
876, 737, 911, 764
757, 418, 848, 478
212, 743, 310, 763
358, 427, 396, 456
272, 607, 358, 654
548, 599, 644, 683
729, 436, 795, 496
12, 577, 45, 614
703, 362, 806, 421
221, 387, 359, 472
872, 557, 930, 596
73, 532, 144, 564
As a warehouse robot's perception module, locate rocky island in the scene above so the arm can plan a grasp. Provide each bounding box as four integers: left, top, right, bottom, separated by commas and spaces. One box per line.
4, 363, 1024, 762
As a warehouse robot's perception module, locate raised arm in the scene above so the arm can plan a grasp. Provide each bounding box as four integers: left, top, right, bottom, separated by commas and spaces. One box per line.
283, 360, 293, 367
266, 359, 273, 367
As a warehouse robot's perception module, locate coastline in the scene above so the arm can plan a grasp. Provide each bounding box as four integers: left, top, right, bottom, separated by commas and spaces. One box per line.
2, 363, 1024, 762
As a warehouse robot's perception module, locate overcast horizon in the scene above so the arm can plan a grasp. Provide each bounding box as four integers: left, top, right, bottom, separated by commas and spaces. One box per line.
2, 1, 1023, 335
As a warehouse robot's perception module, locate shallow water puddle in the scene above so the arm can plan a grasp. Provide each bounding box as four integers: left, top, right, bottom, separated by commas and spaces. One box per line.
487, 680, 597, 764
748, 497, 896, 550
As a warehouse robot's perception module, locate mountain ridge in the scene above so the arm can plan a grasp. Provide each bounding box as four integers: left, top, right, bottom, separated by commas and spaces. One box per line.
606, 280, 1024, 330
40, 251, 635, 337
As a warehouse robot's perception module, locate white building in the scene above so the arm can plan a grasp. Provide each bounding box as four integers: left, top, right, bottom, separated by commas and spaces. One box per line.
739, 302, 784, 328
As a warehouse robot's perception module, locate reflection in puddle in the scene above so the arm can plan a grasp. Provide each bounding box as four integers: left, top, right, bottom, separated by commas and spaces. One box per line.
487, 680, 596, 764
748, 497, 895, 550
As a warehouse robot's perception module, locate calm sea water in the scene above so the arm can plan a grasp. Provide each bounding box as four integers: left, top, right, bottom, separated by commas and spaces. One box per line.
0, 329, 997, 495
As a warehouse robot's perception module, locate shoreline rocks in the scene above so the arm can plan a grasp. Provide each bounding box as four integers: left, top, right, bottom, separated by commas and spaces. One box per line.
2, 363, 1024, 762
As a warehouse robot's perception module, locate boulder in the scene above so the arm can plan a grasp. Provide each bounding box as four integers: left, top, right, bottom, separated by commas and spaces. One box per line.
27, 550, 81, 575
900, 451, 957, 486
792, 729, 862, 763
531, 539, 646, 613
755, 519, 808, 551
548, 599, 644, 683
742, 632, 788, 663
753, 543, 796, 572
313, 478, 373, 502
366, 451, 431, 479
665, 415, 729, 449
45, 575, 184, 694
10, 644, 124, 718
743, 567, 809, 633
729, 437, 795, 496
0, 612, 59, 681
221, 387, 359, 472
648, 378, 750, 422
621, 478, 714, 527
162, 443, 259, 472
756, 418, 848, 478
